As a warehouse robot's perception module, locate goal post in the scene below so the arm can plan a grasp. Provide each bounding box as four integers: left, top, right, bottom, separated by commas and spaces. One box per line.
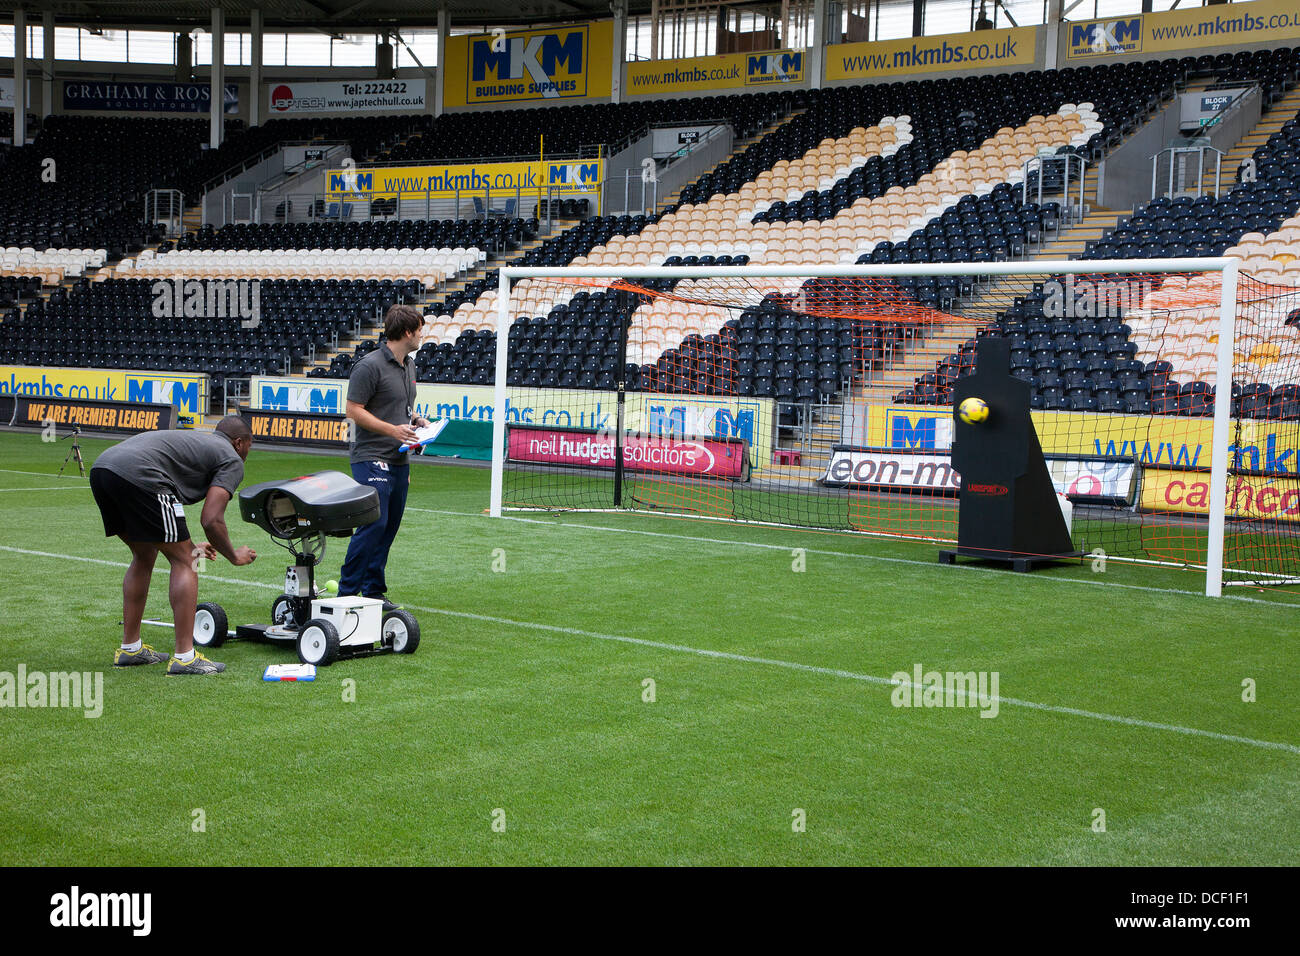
1207, 261, 1239, 598
486, 257, 1300, 598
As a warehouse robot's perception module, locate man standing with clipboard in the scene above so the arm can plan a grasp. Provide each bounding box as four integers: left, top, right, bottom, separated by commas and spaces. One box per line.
339, 304, 429, 611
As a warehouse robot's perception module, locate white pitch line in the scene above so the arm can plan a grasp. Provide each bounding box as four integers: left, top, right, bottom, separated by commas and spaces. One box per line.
405, 507, 1291, 607
0, 545, 277, 590
0, 468, 89, 480
1, 542, 1296, 756
0, 486, 88, 492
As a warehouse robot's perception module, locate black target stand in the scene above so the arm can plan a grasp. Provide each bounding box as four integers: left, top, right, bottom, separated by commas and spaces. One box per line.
939, 337, 1081, 572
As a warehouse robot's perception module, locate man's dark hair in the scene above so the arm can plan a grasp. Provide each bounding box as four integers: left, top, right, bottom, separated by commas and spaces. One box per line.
215, 416, 252, 442
384, 305, 423, 341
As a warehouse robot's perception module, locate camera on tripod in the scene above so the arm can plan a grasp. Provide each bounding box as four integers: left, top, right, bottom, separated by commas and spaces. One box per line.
57, 413, 86, 477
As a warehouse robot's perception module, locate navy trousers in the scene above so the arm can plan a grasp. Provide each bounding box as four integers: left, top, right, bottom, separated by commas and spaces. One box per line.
339, 460, 409, 598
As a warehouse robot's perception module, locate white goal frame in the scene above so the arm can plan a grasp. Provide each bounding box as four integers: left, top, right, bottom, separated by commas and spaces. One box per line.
490, 258, 1240, 597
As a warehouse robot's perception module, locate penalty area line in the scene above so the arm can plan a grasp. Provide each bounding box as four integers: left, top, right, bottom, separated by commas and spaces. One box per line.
4, 542, 1296, 756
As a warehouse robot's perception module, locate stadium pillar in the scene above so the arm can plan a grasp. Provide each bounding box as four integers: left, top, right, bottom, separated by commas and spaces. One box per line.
1044, 0, 1063, 71
176, 33, 193, 81
611, 0, 626, 105
210, 6, 225, 149
808, 0, 826, 90
911, 0, 924, 38
435, 5, 447, 117
12, 9, 25, 147
649, 0, 659, 60
250, 8, 264, 128
42, 11, 53, 120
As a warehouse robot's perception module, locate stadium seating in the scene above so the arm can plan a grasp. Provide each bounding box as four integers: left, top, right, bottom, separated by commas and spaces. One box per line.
0, 277, 421, 402
674, 61, 1178, 210
177, 218, 537, 255
9, 42, 1298, 420
0, 116, 219, 254
0, 275, 41, 307
405, 50, 1205, 403
180, 115, 427, 200
0, 247, 106, 282
385, 93, 795, 163
116, 247, 480, 284
902, 92, 1300, 415
1190, 47, 1300, 106
417, 104, 1092, 403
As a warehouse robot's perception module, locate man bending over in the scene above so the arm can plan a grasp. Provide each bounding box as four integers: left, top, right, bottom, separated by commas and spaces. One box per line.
90, 416, 257, 675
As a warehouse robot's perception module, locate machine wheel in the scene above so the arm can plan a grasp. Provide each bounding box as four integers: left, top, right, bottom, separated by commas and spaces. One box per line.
383, 609, 420, 654
271, 594, 297, 627
298, 618, 340, 666
194, 603, 228, 648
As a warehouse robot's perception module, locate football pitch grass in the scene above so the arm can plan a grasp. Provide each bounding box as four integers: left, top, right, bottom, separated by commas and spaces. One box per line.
1, 430, 1297, 866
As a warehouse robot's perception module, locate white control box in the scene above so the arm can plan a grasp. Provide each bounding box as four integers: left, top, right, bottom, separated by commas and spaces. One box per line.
310, 596, 384, 648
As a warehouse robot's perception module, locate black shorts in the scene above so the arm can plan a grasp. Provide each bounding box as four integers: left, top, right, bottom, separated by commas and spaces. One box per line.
89, 468, 190, 543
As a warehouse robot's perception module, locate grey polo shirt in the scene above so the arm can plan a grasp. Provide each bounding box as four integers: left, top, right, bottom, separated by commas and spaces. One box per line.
347, 342, 417, 466
91, 431, 244, 504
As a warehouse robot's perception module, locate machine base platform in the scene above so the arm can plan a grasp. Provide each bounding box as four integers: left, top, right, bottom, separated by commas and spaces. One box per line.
234, 622, 396, 658
938, 548, 1084, 573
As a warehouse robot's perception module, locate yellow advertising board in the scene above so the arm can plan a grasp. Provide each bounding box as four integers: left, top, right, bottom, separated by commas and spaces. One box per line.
443, 20, 614, 107
873, 404, 1300, 473
626, 49, 805, 97
826, 25, 1037, 81
0, 366, 208, 426
1066, 0, 1300, 59
1141, 467, 1300, 522
325, 159, 602, 199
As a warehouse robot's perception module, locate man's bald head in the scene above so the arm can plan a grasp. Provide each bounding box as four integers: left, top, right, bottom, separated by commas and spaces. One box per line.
216, 416, 253, 460
215, 416, 252, 442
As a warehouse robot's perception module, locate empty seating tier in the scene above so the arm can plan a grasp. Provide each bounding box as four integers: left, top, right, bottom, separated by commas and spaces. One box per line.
0, 277, 422, 382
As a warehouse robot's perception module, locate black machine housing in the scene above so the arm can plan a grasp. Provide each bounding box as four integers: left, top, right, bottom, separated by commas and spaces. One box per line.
238, 471, 380, 633
239, 470, 380, 538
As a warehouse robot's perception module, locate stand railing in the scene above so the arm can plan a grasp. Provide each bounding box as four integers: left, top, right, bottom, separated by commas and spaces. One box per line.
145, 189, 186, 237
1151, 142, 1224, 200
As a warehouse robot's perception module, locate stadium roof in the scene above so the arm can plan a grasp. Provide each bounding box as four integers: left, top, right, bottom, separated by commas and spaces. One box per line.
0, 1, 656, 30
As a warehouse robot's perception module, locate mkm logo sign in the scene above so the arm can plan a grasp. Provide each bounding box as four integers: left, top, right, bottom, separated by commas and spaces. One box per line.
329, 171, 372, 192
890, 412, 939, 449
647, 405, 755, 445
259, 384, 343, 414
1069, 18, 1143, 57
126, 376, 204, 424
746, 52, 804, 85
548, 162, 601, 188
470, 27, 587, 100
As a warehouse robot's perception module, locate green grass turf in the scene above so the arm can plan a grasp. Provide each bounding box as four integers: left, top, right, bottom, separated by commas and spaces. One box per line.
1, 429, 1298, 865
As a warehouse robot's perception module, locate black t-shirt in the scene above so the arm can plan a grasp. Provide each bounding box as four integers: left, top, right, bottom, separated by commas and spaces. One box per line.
347, 343, 417, 465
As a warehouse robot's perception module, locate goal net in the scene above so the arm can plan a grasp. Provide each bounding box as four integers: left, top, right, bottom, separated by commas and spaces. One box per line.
487, 261, 1300, 597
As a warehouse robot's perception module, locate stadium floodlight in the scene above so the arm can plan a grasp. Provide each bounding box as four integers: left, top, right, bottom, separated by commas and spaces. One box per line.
487, 257, 1300, 597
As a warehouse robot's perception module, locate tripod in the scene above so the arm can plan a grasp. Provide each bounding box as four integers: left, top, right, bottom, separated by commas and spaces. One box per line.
58, 421, 85, 478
